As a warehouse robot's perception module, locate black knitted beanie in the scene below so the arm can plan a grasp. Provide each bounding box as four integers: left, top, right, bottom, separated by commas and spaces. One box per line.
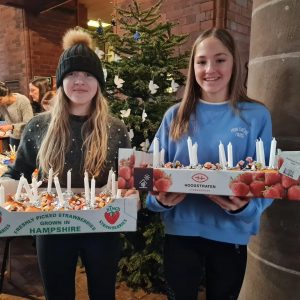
56, 29, 105, 90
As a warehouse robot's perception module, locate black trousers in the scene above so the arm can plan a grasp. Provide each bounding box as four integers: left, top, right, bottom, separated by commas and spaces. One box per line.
164, 234, 247, 300
36, 233, 120, 300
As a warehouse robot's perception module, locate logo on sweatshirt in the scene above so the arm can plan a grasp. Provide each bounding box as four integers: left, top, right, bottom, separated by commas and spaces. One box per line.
230, 127, 248, 138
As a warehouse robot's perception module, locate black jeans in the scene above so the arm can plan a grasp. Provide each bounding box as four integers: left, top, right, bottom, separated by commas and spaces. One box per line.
164, 234, 247, 300
36, 233, 120, 300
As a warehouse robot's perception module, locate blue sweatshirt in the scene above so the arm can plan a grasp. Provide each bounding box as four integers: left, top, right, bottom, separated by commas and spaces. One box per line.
146, 100, 273, 245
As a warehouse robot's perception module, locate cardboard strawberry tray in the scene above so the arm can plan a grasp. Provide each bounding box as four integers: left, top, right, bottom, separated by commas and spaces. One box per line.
118, 149, 300, 200
0, 188, 139, 237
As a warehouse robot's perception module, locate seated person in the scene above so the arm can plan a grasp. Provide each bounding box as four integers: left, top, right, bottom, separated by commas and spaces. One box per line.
0, 81, 33, 149
41, 90, 56, 111
29, 77, 52, 114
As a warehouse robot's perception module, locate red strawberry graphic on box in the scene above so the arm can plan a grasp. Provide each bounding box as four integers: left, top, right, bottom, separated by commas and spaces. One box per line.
153, 169, 164, 180
272, 183, 285, 198
154, 177, 172, 192
265, 172, 282, 186
236, 173, 253, 185
127, 176, 134, 189
281, 175, 299, 189
287, 185, 300, 201
263, 186, 281, 198
129, 154, 135, 167
118, 177, 127, 189
230, 182, 250, 197
249, 181, 266, 197
104, 207, 120, 224
119, 166, 131, 181
277, 157, 284, 169
253, 172, 265, 181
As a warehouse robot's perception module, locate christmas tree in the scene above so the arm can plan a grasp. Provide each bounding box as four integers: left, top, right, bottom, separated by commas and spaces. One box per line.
89, 0, 189, 294
91, 0, 188, 150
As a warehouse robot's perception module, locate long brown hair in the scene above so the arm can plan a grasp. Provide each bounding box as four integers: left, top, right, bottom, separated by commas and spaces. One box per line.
170, 28, 254, 140
37, 86, 109, 177
29, 77, 51, 102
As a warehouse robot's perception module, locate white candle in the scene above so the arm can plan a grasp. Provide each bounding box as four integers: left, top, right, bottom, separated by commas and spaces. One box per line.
153, 137, 160, 167
54, 176, 64, 204
0, 184, 5, 205
259, 138, 265, 167
15, 175, 25, 200
47, 168, 53, 193
192, 143, 198, 166
67, 169, 72, 193
111, 172, 116, 197
32, 177, 39, 201
90, 176, 95, 207
268, 137, 277, 168
160, 148, 165, 166
187, 136, 193, 166
219, 141, 227, 169
255, 139, 261, 163
23, 178, 34, 202
227, 142, 233, 168
107, 168, 113, 191
84, 171, 90, 203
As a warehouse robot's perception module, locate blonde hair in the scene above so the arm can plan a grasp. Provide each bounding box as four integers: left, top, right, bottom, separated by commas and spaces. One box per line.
37, 87, 109, 177
170, 28, 255, 140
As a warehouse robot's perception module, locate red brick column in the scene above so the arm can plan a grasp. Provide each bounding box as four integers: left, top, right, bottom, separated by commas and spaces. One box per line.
239, 0, 300, 298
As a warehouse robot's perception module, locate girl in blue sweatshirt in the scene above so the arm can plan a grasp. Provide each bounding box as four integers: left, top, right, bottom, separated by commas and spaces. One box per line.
146, 28, 273, 300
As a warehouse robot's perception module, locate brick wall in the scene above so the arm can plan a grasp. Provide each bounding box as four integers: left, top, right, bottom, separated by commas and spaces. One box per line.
226, 0, 253, 65
26, 9, 78, 88
0, 5, 81, 94
0, 1, 252, 94
114, 0, 252, 66
0, 6, 27, 93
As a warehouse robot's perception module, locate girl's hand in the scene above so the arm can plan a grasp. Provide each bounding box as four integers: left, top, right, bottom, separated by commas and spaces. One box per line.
151, 191, 186, 207
207, 195, 250, 212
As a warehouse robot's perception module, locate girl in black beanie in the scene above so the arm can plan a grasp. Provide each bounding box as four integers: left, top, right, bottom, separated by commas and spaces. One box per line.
4, 28, 130, 300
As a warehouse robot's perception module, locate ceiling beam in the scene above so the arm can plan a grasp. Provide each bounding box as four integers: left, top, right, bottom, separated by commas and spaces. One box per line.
0, 0, 74, 14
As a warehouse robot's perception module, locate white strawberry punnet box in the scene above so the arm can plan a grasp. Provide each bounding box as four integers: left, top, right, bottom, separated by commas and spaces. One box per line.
118, 149, 300, 201
0, 187, 138, 237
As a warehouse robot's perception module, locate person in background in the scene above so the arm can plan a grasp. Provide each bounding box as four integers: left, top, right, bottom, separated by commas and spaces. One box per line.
41, 90, 56, 111
146, 28, 273, 300
29, 77, 52, 114
0, 81, 33, 149
2, 28, 130, 300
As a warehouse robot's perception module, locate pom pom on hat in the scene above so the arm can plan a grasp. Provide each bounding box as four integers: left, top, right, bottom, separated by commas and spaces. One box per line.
56, 28, 105, 90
